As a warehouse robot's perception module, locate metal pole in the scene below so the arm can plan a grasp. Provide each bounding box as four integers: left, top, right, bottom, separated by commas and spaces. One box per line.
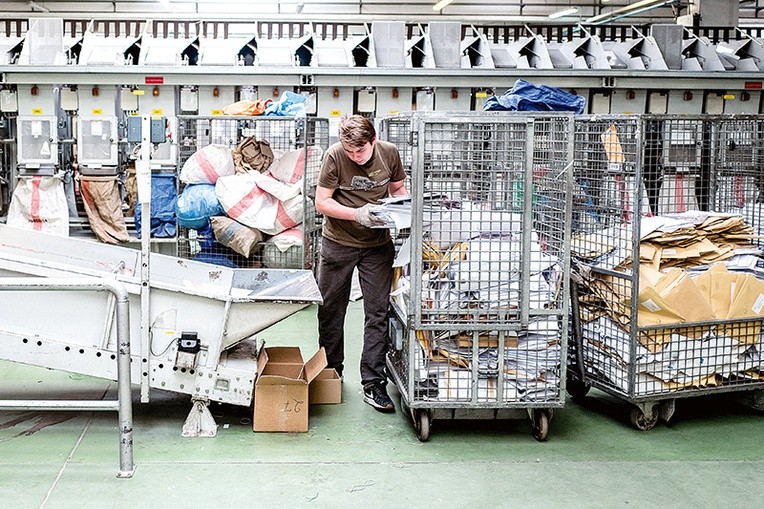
138, 114, 152, 403
0, 277, 135, 478
0, 401, 119, 411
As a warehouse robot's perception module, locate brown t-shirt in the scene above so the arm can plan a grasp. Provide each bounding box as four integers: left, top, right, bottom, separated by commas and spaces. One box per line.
318, 140, 406, 248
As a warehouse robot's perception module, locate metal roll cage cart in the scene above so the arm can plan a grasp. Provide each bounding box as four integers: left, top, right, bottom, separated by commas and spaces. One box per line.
383, 112, 574, 441
567, 114, 764, 430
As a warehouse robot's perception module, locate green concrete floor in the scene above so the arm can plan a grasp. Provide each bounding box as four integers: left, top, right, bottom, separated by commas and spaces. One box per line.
1, 300, 762, 508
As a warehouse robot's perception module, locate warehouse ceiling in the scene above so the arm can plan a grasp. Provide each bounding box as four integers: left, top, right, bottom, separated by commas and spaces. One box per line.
0, 1, 761, 23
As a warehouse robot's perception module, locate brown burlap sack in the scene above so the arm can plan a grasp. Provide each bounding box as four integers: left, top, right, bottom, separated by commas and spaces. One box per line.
232, 136, 274, 174
79, 175, 130, 244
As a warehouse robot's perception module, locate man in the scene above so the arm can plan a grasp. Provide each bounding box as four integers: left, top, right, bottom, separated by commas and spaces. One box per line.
314, 115, 408, 413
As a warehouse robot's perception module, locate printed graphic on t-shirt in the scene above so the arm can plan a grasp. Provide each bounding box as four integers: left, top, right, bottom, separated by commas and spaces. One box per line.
340, 175, 390, 191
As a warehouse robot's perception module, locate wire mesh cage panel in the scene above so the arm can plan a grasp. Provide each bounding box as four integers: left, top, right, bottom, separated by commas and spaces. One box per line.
410, 115, 572, 327
712, 116, 764, 239
569, 115, 764, 429
377, 115, 414, 177
645, 115, 712, 216
176, 116, 328, 271
386, 113, 574, 440
573, 115, 643, 231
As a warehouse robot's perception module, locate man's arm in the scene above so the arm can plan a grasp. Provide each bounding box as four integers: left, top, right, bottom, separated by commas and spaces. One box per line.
315, 185, 358, 221
388, 180, 408, 197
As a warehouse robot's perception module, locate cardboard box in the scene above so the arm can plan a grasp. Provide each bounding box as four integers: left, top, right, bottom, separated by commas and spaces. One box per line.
253, 346, 327, 432
309, 368, 342, 404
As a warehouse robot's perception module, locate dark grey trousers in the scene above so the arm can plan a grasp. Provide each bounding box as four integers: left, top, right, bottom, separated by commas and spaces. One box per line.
317, 237, 395, 387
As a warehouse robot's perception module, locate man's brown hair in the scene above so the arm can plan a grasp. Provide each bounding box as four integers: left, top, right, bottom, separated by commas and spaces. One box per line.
339, 115, 376, 149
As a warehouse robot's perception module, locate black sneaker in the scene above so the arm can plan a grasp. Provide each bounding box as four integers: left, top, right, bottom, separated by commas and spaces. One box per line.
363, 383, 395, 413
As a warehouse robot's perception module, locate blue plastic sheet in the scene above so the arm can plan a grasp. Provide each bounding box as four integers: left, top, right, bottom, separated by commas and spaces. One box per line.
135, 173, 177, 238
484, 79, 585, 114
175, 184, 225, 230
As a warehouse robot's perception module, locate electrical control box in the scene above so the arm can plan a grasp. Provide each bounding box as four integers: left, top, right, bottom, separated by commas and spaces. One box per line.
150, 117, 167, 143
126, 116, 167, 144
127, 116, 141, 143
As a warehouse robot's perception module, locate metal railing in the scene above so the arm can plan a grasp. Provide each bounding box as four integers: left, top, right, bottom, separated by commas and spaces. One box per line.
0, 277, 135, 478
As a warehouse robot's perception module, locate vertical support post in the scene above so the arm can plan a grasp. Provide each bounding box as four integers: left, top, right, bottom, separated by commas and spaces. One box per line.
136, 114, 152, 403
521, 118, 534, 328
111, 280, 135, 478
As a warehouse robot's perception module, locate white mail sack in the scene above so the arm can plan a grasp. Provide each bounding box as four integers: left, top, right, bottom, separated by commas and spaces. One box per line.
215, 171, 303, 236
250, 169, 301, 202
262, 227, 305, 269
7, 175, 69, 236
657, 174, 699, 214
180, 144, 235, 184
268, 146, 323, 185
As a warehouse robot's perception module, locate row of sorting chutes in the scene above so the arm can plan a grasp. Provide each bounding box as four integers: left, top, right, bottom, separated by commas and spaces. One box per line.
715, 36, 764, 71
3, 18, 764, 72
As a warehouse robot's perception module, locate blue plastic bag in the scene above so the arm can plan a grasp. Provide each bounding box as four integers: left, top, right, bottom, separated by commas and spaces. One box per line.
175, 184, 225, 230
135, 173, 177, 238
484, 79, 585, 114
264, 91, 307, 117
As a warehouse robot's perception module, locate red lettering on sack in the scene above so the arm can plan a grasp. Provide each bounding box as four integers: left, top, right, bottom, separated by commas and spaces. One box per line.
31, 176, 42, 230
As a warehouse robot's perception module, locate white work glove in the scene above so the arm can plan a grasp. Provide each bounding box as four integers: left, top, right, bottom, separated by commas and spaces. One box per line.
355, 203, 384, 228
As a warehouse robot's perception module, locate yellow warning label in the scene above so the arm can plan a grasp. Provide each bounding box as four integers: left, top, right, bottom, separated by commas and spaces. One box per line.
92, 108, 103, 115
330, 110, 342, 117
31, 108, 43, 115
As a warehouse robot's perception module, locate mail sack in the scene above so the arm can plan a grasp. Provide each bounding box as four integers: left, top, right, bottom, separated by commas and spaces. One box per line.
7, 175, 69, 236
175, 183, 225, 230
234, 136, 274, 173
210, 216, 264, 258
215, 171, 303, 236
180, 144, 235, 185
79, 175, 130, 244
268, 146, 323, 185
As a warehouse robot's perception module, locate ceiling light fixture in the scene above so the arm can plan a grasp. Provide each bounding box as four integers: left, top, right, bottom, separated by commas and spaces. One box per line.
432, 0, 456, 11
549, 7, 581, 19
586, 0, 676, 24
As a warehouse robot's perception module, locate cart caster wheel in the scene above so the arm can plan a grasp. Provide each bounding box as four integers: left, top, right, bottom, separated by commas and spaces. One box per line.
532, 409, 550, 442
414, 410, 431, 442
566, 377, 590, 401
630, 406, 659, 431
